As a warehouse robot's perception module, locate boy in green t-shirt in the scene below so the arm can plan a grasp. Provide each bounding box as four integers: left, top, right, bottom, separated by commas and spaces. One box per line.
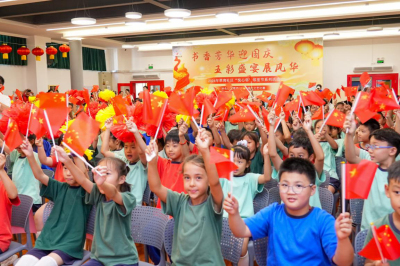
344, 114, 400, 230
363, 160, 400, 266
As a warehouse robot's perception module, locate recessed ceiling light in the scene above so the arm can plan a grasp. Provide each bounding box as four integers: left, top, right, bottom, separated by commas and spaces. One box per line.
323, 33, 340, 36
367, 26, 383, 31
125, 12, 142, 19
71, 17, 96, 25
168, 17, 184, 23
286, 35, 305, 39
216, 11, 239, 19
125, 20, 146, 26
255, 37, 265, 42
164, 8, 191, 18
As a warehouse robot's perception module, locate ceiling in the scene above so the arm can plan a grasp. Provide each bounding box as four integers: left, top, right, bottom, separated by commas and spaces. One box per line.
0, 0, 399, 49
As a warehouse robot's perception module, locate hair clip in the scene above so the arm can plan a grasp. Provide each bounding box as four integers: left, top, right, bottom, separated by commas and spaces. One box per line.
237, 140, 248, 147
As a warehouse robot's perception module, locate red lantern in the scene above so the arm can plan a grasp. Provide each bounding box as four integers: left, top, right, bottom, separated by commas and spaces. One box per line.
46, 46, 58, 60
32, 47, 44, 61
0, 44, 12, 60
59, 44, 70, 58
17, 46, 30, 61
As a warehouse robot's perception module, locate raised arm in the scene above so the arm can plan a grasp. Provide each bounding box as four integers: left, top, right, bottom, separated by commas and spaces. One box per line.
126, 120, 147, 166
303, 114, 324, 176
146, 141, 168, 203
0, 139, 10, 155
207, 117, 221, 148
92, 166, 124, 206
100, 118, 116, 158
223, 194, 252, 238
267, 111, 283, 171
197, 129, 223, 212
280, 111, 292, 143
178, 120, 190, 158
218, 122, 233, 149
344, 114, 362, 164
258, 144, 271, 184
255, 119, 268, 150
325, 130, 338, 150
35, 138, 54, 166
20, 140, 49, 186
0, 154, 17, 199
332, 213, 354, 266
55, 146, 94, 193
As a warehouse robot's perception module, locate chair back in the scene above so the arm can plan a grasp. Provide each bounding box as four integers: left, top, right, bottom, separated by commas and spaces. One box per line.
264, 179, 278, 190
268, 187, 281, 205
354, 229, 368, 266
43, 201, 55, 225
164, 218, 175, 256
254, 237, 268, 266
335, 156, 346, 180
350, 199, 364, 226
320, 170, 330, 188
86, 206, 97, 236
42, 169, 54, 179
220, 218, 244, 264
319, 187, 334, 214
253, 188, 269, 214
11, 194, 33, 230
142, 182, 151, 205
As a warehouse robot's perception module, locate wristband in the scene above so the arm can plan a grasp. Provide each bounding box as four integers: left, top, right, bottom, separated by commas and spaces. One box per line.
179, 140, 188, 145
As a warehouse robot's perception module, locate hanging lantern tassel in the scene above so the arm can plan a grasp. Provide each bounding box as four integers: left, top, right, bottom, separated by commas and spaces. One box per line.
0, 44, 12, 60
59, 44, 70, 58
46, 46, 58, 60
32, 47, 44, 61
17, 46, 30, 61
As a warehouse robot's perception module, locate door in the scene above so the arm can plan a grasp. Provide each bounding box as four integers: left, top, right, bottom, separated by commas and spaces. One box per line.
347, 73, 398, 94
129, 80, 165, 99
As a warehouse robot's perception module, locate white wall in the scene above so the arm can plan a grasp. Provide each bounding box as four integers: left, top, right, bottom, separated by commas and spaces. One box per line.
0, 64, 27, 95
47, 68, 100, 92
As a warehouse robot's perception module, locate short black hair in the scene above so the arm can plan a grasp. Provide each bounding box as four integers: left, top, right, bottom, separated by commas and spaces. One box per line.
241, 131, 259, 145
370, 128, 400, 156
204, 127, 214, 140
228, 129, 241, 144
288, 135, 314, 157
361, 119, 380, 134
275, 123, 283, 135
279, 157, 316, 184
232, 144, 251, 174
165, 129, 189, 144
388, 161, 400, 183
28, 134, 36, 141
0, 76, 4, 85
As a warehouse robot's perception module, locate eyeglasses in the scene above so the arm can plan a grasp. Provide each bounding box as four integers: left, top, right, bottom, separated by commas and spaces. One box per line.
278, 183, 314, 194
365, 144, 394, 151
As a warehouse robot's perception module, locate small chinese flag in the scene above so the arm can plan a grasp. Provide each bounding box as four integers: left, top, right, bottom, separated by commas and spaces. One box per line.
36, 93, 69, 136
201, 98, 216, 125
323, 88, 334, 102
308, 82, 316, 89
359, 225, 400, 261
369, 89, 400, 112
345, 160, 377, 199
168, 88, 198, 117
83, 88, 90, 105
311, 107, 324, 120
233, 87, 249, 100
210, 147, 238, 180
261, 107, 270, 129
143, 90, 167, 126
256, 91, 272, 102
63, 112, 100, 156
342, 86, 358, 97
325, 109, 346, 128
283, 97, 300, 113
275, 83, 294, 107
335, 88, 341, 97
112, 95, 128, 116
68, 96, 79, 105
214, 91, 233, 110
360, 72, 371, 88
228, 106, 256, 123
28, 105, 47, 139
4, 120, 23, 152
354, 92, 377, 123
301, 91, 325, 106
91, 85, 99, 93
15, 89, 23, 101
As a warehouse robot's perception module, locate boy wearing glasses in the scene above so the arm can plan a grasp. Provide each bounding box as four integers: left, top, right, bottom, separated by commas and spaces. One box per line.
344, 114, 400, 230
223, 158, 354, 265
268, 113, 326, 209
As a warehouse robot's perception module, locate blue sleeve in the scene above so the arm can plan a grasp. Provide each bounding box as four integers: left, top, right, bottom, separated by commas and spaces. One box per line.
319, 212, 338, 261
244, 203, 275, 240
43, 139, 52, 156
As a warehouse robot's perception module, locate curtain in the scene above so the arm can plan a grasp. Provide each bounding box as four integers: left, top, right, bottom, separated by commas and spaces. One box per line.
46, 43, 70, 69
82, 47, 106, 71
0, 35, 28, 66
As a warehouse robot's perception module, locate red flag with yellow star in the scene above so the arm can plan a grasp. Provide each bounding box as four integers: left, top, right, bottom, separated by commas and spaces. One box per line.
4, 119, 23, 152
232, 87, 249, 100
342, 86, 358, 98
228, 106, 256, 123
359, 224, 400, 261
63, 112, 100, 156
345, 160, 377, 199
325, 109, 346, 128
36, 93, 69, 135
323, 88, 334, 102
311, 107, 324, 120
275, 83, 294, 107
256, 91, 272, 102
369, 89, 400, 112
210, 147, 238, 180
28, 105, 47, 139
143, 90, 167, 126
112, 95, 128, 116
354, 92, 377, 123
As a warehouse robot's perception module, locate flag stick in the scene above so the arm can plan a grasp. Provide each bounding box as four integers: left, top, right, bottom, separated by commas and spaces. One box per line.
230, 149, 234, 194
66, 94, 69, 132
244, 86, 254, 99
274, 118, 282, 133
213, 94, 218, 108
25, 103, 34, 139
154, 99, 168, 139
43, 109, 59, 162
392, 88, 399, 105
299, 94, 307, 114
341, 162, 346, 213
62, 142, 103, 176
0, 140, 5, 154
322, 105, 325, 119
246, 105, 263, 125
371, 223, 387, 263
191, 116, 199, 130
346, 91, 361, 134
199, 105, 205, 127
318, 109, 335, 134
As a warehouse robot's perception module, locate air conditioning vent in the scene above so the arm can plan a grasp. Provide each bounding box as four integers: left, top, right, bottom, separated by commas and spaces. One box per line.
372, 65, 393, 72
354, 65, 393, 73
354, 67, 372, 73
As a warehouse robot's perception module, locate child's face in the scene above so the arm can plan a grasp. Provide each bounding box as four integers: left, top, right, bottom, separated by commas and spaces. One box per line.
357, 125, 370, 143
124, 142, 139, 164
233, 154, 250, 176
204, 131, 214, 147
367, 136, 397, 163
315, 121, 330, 140
62, 165, 79, 186
183, 162, 209, 201
275, 130, 285, 142
165, 141, 182, 161
336, 104, 344, 113
288, 146, 314, 161
385, 179, 400, 216
108, 138, 119, 150
292, 118, 301, 131
243, 136, 258, 154
98, 161, 125, 188
229, 109, 235, 117
330, 127, 339, 138
379, 116, 386, 126
279, 172, 316, 211
310, 105, 318, 115
244, 121, 256, 132
16, 146, 25, 156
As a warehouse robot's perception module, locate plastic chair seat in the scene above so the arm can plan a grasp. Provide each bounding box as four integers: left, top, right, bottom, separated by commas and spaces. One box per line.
12, 210, 37, 234
0, 242, 25, 262
318, 187, 334, 215
354, 229, 368, 266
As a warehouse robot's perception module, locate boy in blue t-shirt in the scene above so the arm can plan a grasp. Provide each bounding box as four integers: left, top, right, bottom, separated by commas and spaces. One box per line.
223, 158, 354, 265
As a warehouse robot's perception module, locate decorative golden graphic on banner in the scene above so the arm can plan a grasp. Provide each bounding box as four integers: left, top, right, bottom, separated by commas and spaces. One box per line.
172, 38, 323, 94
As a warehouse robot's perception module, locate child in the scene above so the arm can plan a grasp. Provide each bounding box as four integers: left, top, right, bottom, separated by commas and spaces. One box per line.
314, 119, 339, 194
329, 125, 345, 157
355, 118, 380, 150
100, 118, 148, 205
147, 128, 225, 265
11, 144, 42, 211
57, 148, 139, 266
0, 154, 19, 255
363, 160, 400, 266
241, 131, 267, 174
268, 112, 326, 209
225, 108, 238, 134
100, 124, 124, 159
16, 140, 92, 266
223, 158, 354, 265
344, 114, 400, 230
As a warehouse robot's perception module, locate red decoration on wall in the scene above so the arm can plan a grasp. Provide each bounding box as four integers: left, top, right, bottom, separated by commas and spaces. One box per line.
17, 46, 30, 61
59, 44, 70, 58
46, 46, 58, 60
0, 44, 12, 60
32, 47, 44, 61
